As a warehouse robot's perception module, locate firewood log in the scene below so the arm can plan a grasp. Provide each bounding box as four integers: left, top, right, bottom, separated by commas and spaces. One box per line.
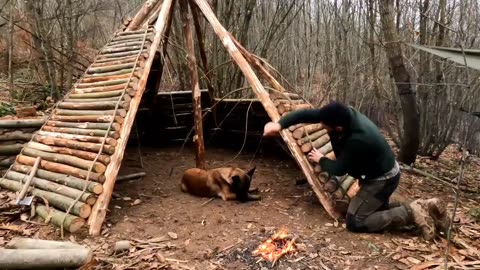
5, 171, 96, 205
90, 55, 145, 68
288, 123, 305, 132
101, 45, 149, 54
0, 248, 93, 268
6, 237, 85, 249
55, 109, 127, 118
273, 99, 304, 107
87, 63, 135, 74
63, 96, 130, 104
0, 178, 91, 218
105, 41, 146, 49
73, 84, 137, 95
42, 126, 119, 139
33, 135, 115, 155
35, 205, 86, 233
0, 118, 46, 128
99, 50, 149, 60
36, 131, 117, 146
58, 100, 130, 110
341, 176, 356, 192
68, 90, 131, 100
50, 115, 124, 124
11, 164, 103, 194
80, 73, 134, 84
85, 69, 143, 79
296, 129, 327, 146
292, 124, 324, 139
46, 121, 121, 131
277, 103, 311, 114
0, 130, 33, 141
270, 92, 302, 100
27, 141, 110, 165
0, 143, 24, 155
0, 156, 15, 167
112, 33, 152, 42
17, 155, 105, 183
76, 78, 132, 89
22, 147, 106, 173
116, 28, 154, 36
301, 133, 330, 153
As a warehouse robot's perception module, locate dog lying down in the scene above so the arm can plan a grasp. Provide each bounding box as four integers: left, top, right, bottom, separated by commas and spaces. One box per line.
180, 166, 261, 202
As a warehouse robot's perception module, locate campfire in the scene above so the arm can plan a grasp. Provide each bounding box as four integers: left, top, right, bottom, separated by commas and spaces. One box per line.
252, 227, 297, 266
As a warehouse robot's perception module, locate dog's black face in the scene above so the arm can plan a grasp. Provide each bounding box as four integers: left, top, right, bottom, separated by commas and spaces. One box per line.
232, 166, 256, 202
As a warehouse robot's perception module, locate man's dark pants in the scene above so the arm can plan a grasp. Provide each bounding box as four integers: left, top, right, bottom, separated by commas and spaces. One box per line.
346, 172, 412, 233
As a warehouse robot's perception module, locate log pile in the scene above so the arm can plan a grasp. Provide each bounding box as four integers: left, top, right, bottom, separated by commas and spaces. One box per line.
0, 116, 47, 171
0, 27, 158, 235
270, 93, 360, 211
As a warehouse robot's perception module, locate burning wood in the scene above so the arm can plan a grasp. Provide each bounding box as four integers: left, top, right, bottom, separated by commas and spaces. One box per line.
252, 227, 297, 266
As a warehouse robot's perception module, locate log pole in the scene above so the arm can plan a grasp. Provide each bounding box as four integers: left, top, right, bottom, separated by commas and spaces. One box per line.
181, 0, 206, 169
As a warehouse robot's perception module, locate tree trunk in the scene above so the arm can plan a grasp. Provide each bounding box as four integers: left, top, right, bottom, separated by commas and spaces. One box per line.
46, 121, 121, 132
379, 0, 420, 164
180, 0, 206, 169
36, 131, 117, 146
0, 118, 46, 128
42, 125, 120, 139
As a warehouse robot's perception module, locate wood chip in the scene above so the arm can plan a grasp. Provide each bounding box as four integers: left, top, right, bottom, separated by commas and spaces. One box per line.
168, 232, 178, 239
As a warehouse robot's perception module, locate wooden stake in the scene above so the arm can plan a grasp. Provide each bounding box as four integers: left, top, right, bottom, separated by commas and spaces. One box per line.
180, 0, 206, 169
88, 0, 174, 235
126, 0, 160, 31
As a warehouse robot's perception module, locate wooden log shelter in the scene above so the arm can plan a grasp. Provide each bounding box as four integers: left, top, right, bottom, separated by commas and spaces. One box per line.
0, 0, 359, 236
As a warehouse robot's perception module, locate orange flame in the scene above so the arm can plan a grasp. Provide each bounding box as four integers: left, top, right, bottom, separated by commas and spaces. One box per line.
252, 227, 297, 264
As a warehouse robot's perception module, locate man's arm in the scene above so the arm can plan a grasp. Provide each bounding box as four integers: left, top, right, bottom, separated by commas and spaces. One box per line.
278, 109, 324, 129
318, 139, 359, 176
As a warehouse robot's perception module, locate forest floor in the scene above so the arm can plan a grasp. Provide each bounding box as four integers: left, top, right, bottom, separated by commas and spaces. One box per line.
0, 143, 479, 270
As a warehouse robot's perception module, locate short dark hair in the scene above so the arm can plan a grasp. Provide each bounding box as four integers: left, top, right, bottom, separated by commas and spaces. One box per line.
317, 101, 351, 128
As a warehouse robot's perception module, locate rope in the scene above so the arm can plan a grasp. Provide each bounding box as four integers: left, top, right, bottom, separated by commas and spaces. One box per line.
59, 27, 153, 238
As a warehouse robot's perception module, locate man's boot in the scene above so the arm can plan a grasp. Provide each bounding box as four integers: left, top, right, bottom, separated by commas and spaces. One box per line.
425, 198, 450, 236
408, 199, 435, 240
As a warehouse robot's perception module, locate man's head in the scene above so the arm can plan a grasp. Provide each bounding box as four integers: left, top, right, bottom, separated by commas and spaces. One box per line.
317, 101, 352, 133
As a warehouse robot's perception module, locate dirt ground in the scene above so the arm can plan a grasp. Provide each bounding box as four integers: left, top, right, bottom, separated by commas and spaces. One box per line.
1, 143, 479, 270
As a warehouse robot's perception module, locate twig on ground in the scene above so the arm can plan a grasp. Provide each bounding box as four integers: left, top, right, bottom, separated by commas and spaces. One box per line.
201, 197, 215, 206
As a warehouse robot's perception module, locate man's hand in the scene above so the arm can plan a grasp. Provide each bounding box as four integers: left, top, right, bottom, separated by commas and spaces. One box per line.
263, 122, 281, 137
307, 148, 324, 163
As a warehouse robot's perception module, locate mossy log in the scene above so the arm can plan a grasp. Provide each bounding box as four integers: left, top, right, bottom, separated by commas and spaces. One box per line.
22, 147, 106, 173
17, 155, 105, 183
42, 126, 120, 139
0, 178, 91, 218
101, 45, 149, 54
27, 141, 110, 165
87, 63, 135, 74
73, 84, 137, 95
36, 131, 117, 146
35, 205, 86, 233
50, 115, 124, 124
55, 108, 127, 118
46, 121, 121, 131
0, 143, 24, 155
12, 164, 103, 194
76, 78, 133, 89
0, 131, 34, 141
5, 171, 96, 205
58, 101, 130, 110
33, 135, 115, 155
0, 118, 46, 128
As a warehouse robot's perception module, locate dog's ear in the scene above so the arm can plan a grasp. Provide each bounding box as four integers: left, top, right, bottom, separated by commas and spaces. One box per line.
246, 166, 256, 179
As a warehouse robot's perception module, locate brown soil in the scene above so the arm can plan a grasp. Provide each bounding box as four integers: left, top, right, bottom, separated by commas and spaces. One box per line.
1, 143, 479, 270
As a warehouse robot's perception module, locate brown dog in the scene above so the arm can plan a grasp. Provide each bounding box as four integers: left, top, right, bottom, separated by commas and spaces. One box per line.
180, 166, 260, 202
